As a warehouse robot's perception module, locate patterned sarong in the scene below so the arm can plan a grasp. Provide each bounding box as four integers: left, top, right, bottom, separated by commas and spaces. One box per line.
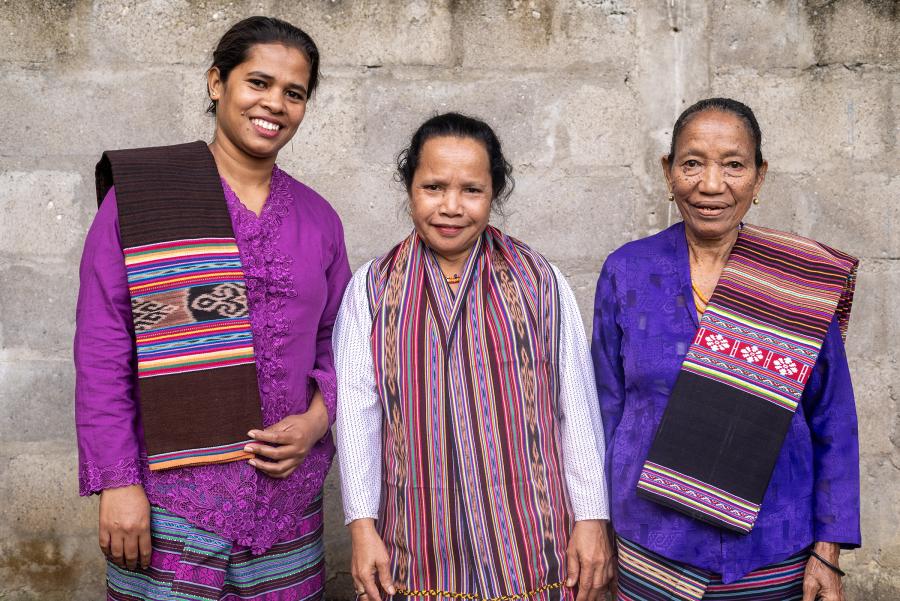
616, 537, 808, 601
106, 498, 325, 601
95, 142, 262, 470
637, 224, 857, 533
367, 228, 571, 600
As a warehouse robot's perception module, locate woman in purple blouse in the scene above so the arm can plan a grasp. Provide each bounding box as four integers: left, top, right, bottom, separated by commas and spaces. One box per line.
592, 98, 859, 601
75, 17, 350, 600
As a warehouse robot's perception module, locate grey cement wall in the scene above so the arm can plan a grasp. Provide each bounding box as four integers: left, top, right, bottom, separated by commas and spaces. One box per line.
0, 0, 897, 599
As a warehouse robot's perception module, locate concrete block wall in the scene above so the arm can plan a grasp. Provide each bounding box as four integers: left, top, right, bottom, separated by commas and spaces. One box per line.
0, 1, 897, 598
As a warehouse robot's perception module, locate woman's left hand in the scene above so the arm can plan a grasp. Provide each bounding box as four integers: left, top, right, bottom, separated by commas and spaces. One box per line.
565, 519, 615, 601
244, 391, 330, 479
802, 542, 844, 601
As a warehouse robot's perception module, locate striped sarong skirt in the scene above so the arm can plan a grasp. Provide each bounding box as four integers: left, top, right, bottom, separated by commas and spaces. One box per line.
107, 500, 325, 600
616, 537, 808, 601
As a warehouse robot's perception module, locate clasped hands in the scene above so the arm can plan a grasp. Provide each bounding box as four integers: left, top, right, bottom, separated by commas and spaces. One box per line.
98, 392, 330, 570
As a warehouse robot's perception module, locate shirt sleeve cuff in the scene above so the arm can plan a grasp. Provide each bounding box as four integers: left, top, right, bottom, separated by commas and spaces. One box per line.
573, 512, 611, 522
572, 498, 610, 522
308, 369, 337, 426
815, 526, 862, 549
344, 512, 380, 526
78, 457, 143, 496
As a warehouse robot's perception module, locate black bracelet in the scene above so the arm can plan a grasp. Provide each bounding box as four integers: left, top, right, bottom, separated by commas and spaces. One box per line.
810, 549, 846, 578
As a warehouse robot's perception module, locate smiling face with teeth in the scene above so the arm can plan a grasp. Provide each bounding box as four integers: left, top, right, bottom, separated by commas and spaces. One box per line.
207, 42, 311, 161
662, 110, 768, 244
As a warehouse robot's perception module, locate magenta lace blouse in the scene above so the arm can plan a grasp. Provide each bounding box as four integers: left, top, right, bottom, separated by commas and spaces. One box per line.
75, 166, 351, 553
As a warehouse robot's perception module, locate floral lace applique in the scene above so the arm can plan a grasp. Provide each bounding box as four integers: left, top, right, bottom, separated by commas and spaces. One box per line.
226, 166, 297, 426
141, 166, 335, 554
309, 369, 338, 425
79, 457, 143, 496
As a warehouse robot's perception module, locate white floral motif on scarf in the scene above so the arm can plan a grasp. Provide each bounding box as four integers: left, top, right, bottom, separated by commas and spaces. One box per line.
705, 333, 730, 352
741, 345, 763, 363
774, 357, 798, 376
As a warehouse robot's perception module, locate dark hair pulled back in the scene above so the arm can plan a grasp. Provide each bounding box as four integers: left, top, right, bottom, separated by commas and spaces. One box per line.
207, 16, 320, 114
396, 112, 515, 210
667, 97, 764, 168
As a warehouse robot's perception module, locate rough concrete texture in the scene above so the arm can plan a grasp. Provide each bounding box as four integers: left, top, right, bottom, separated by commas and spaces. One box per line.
0, 1, 897, 599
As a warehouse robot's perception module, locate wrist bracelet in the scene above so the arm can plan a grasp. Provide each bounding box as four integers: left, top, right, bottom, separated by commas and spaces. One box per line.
810, 549, 846, 577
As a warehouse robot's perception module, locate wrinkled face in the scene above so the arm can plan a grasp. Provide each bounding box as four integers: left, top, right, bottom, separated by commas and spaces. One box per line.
409, 136, 493, 263
663, 110, 767, 241
208, 43, 311, 159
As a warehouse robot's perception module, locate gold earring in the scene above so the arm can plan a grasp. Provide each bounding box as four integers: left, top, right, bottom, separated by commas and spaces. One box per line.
753, 196, 760, 205
667, 192, 675, 202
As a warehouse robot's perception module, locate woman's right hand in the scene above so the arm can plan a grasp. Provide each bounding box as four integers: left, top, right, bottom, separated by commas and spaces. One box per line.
349, 518, 396, 600
99, 484, 151, 570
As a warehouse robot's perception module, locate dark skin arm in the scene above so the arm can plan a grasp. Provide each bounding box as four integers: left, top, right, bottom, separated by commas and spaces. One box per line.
565, 520, 616, 601
99, 484, 151, 570
349, 518, 397, 601
803, 542, 845, 601
244, 390, 330, 478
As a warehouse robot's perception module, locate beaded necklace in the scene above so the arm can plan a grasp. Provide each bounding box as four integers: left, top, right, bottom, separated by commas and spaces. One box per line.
691, 281, 709, 314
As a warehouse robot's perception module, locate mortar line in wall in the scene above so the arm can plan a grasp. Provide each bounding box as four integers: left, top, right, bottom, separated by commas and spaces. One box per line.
0, 357, 73, 363
703, 0, 712, 98
448, 0, 463, 69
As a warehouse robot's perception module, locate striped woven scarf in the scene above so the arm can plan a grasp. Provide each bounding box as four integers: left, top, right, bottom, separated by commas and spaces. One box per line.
367, 227, 572, 600
637, 223, 858, 533
96, 141, 262, 471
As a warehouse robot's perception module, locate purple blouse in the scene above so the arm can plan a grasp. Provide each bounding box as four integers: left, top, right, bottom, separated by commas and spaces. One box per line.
591, 222, 861, 583
75, 166, 351, 554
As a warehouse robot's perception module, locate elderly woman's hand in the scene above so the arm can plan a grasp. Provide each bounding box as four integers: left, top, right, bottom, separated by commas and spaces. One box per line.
803, 542, 844, 601
244, 391, 329, 478
565, 519, 615, 601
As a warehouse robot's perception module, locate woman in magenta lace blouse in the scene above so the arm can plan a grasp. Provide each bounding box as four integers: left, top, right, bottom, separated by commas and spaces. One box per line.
74, 17, 350, 600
